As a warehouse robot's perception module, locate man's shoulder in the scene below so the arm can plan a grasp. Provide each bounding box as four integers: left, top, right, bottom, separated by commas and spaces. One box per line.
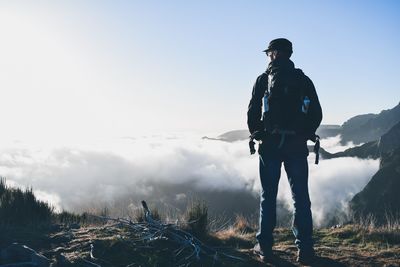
294, 68, 306, 77
294, 68, 314, 84
257, 71, 268, 79
256, 72, 268, 83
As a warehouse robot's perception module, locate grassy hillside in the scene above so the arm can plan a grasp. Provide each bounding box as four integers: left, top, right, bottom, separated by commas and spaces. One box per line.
1, 217, 399, 266
0, 179, 399, 266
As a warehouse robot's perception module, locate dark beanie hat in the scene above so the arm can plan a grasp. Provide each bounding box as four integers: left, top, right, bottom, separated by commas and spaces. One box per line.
263, 38, 293, 53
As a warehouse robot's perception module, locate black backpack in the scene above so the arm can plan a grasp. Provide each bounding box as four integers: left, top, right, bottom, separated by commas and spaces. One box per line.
262, 68, 310, 135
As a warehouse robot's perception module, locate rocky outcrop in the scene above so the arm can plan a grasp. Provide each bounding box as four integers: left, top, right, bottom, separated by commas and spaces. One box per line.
0, 243, 50, 267
378, 121, 400, 154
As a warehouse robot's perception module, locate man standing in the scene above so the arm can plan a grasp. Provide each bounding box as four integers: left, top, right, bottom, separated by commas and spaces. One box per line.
247, 38, 322, 264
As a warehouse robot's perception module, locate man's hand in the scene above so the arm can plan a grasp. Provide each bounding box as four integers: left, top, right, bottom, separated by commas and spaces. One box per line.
249, 139, 256, 155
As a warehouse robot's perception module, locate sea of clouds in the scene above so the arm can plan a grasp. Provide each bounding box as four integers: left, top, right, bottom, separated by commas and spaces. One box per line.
0, 133, 379, 227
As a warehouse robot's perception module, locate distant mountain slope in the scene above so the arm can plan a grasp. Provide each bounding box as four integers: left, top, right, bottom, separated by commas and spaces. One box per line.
319, 141, 379, 160
315, 120, 400, 223
315, 124, 341, 138
349, 146, 400, 222
202, 129, 249, 142
320, 120, 400, 160
202, 125, 341, 142
347, 121, 400, 223
340, 103, 400, 144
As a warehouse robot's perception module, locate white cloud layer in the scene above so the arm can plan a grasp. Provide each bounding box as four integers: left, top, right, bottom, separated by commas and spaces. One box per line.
0, 134, 379, 227
319, 134, 361, 153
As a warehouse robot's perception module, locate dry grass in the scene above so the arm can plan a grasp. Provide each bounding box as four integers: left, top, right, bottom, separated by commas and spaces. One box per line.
232, 214, 256, 234
327, 223, 400, 247
211, 215, 256, 249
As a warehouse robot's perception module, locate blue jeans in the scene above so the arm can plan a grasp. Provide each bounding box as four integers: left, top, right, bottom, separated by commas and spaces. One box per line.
257, 146, 313, 251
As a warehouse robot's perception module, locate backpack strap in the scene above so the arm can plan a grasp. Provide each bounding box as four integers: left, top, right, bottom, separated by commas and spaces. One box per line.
262, 71, 270, 95
294, 68, 307, 98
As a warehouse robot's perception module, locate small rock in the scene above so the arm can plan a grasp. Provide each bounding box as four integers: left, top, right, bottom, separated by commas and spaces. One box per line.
1, 243, 50, 267
69, 223, 80, 230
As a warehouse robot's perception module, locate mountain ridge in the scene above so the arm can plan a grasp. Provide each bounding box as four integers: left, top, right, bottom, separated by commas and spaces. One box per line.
340, 103, 400, 144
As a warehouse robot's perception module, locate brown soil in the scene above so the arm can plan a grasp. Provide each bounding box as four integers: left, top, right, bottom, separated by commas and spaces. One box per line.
0, 224, 399, 266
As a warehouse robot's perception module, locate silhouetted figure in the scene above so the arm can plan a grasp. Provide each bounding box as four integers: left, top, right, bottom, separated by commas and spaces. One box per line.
248, 38, 322, 264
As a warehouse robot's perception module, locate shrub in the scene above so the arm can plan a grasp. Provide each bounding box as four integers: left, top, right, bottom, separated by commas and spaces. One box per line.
134, 205, 162, 223
185, 201, 208, 237
0, 177, 53, 226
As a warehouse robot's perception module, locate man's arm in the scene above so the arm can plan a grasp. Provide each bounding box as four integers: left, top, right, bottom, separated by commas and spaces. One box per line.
247, 73, 268, 134
304, 75, 323, 134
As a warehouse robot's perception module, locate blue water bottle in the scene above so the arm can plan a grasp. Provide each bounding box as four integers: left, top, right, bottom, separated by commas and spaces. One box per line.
302, 96, 310, 114
263, 93, 269, 113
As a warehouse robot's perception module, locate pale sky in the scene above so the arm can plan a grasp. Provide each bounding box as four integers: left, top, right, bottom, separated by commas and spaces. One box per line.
1, 1, 399, 141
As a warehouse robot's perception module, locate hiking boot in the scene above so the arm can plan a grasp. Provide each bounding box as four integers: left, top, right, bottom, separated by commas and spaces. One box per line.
297, 248, 315, 265
253, 243, 273, 262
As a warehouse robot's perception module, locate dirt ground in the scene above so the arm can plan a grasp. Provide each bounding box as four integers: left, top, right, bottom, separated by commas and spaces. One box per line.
0, 224, 399, 266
